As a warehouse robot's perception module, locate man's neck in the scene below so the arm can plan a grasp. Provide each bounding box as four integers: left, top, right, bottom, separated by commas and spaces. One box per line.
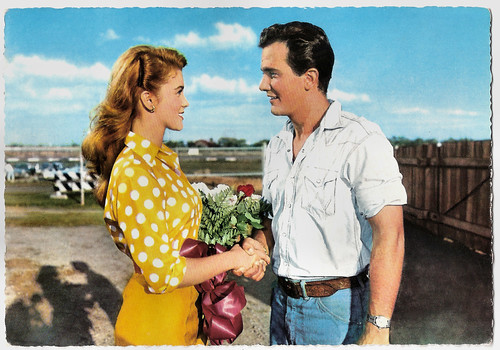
290, 94, 330, 159
291, 95, 330, 135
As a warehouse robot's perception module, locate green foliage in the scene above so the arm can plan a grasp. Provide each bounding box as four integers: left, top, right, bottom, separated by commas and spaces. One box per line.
388, 136, 484, 148
196, 186, 272, 248
389, 136, 438, 147
164, 140, 186, 148
217, 137, 248, 148
250, 139, 270, 147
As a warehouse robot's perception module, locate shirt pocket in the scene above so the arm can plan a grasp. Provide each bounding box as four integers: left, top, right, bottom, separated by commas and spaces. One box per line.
301, 166, 338, 219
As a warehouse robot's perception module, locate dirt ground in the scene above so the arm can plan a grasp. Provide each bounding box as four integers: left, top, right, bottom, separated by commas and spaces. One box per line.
4, 223, 275, 346
3, 177, 274, 346
3, 178, 494, 346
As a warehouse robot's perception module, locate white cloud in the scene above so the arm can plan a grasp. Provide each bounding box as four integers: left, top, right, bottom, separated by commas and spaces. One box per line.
209, 22, 257, 48
102, 29, 120, 41
8, 96, 88, 115
5, 55, 110, 81
172, 22, 257, 49
392, 107, 430, 115
174, 32, 204, 47
443, 109, 479, 116
190, 74, 259, 95
5, 54, 109, 122
329, 88, 371, 103
391, 107, 480, 117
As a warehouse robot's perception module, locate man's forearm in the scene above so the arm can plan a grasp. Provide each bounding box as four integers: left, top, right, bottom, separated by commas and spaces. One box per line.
368, 216, 404, 317
359, 205, 405, 344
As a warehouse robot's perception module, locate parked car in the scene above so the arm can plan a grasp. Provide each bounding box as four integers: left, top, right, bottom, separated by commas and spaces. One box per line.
13, 163, 30, 178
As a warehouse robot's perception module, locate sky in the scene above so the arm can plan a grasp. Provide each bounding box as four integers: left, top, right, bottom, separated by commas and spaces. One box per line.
1, 2, 494, 146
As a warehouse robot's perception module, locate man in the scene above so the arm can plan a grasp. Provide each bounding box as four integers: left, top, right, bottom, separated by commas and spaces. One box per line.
236, 21, 407, 345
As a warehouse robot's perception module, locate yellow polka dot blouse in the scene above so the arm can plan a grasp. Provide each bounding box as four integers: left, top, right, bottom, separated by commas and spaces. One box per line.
104, 131, 202, 294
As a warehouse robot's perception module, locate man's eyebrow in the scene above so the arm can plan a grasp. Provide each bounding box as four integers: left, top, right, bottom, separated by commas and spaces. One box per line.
261, 67, 278, 73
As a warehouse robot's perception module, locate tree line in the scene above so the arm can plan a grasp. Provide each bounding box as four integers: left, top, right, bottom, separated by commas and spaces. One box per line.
6, 136, 486, 148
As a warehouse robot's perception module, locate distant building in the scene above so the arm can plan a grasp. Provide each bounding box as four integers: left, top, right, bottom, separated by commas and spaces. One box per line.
193, 139, 218, 147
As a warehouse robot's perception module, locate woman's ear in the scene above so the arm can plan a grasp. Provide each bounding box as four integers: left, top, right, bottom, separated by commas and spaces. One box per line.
304, 68, 320, 91
140, 90, 155, 113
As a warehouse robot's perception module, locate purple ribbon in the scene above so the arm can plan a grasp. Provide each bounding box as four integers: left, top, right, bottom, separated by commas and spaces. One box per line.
180, 238, 247, 345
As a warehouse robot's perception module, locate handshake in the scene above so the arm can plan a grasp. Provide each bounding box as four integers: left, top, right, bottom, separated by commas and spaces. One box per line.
229, 237, 270, 282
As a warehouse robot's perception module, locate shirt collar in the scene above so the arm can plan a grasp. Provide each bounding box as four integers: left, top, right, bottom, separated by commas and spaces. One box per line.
279, 100, 343, 140
124, 131, 161, 167
321, 100, 342, 130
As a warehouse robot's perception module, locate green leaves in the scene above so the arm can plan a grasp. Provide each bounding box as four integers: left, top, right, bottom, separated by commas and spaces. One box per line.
194, 183, 272, 249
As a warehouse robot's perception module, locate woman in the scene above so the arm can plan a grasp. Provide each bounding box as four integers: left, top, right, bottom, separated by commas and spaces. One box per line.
82, 45, 268, 346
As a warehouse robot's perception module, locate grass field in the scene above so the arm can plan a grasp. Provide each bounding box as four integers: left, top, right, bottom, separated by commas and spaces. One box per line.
5, 173, 263, 227
180, 158, 262, 175
4, 179, 101, 226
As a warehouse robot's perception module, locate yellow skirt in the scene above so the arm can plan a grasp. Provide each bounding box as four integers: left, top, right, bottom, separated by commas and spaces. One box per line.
114, 273, 206, 346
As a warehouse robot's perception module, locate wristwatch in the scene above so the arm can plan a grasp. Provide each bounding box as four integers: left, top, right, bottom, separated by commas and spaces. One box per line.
367, 315, 391, 329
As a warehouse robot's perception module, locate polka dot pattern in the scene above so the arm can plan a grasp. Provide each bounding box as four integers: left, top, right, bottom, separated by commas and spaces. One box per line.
104, 131, 202, 294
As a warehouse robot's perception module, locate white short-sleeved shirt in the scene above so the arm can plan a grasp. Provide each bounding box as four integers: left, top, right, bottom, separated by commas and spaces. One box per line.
262, 101, 407, 280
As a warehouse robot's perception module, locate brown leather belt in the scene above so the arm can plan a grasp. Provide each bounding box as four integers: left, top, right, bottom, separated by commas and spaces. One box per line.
278, 268, 369, 299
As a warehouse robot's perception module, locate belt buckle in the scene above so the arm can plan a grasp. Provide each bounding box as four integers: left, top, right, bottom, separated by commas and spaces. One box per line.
280, 278, 302, 298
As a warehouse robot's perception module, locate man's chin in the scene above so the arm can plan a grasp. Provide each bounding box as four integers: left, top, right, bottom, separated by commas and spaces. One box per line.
270, 107, 286, 116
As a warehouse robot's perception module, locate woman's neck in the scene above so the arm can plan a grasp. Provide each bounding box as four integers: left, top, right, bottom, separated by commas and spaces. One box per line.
131, 113, 165, 148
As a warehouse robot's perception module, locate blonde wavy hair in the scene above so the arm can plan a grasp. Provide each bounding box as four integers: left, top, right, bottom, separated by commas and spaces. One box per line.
81, 45, 187, 207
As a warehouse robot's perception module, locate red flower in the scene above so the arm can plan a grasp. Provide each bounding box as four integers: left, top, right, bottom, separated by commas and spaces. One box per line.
237, 184, 255, 197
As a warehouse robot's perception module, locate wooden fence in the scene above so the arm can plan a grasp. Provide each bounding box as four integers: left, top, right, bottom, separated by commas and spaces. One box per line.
395, 140, 492, 254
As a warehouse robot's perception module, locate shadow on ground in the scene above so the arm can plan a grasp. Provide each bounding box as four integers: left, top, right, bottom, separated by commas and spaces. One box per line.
4, 221, 493, 345
5, 261, 122, 346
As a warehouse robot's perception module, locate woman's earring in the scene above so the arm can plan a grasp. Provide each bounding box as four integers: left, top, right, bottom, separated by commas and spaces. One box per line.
141, 97, 155, 113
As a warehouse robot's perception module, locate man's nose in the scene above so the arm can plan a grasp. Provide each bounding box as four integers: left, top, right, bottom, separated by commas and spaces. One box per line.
259, 75, 269, 91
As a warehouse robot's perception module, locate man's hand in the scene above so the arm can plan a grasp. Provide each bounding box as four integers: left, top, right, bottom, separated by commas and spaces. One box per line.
231, 237, 270, 281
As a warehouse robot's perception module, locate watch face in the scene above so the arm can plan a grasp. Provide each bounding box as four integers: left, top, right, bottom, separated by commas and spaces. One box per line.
376, 318, 388, 327
369, 315, 391, 328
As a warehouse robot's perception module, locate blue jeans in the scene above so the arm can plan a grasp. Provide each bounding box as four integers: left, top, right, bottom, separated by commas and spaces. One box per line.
270, 279, 370, 345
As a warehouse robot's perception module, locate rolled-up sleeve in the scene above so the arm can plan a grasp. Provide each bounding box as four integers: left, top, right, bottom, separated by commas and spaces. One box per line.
344, 134, 407, 219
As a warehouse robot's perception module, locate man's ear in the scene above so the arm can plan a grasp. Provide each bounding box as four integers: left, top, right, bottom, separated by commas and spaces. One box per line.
304, 68, 320, 91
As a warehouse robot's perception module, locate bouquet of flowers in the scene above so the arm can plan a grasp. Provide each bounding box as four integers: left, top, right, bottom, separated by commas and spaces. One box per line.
180, 183, 272, 345
192, 183, 272, 248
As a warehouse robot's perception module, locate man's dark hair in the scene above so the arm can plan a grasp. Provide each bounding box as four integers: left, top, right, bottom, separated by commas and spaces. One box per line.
259, 21, 334, 94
